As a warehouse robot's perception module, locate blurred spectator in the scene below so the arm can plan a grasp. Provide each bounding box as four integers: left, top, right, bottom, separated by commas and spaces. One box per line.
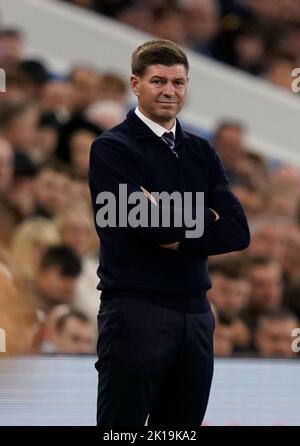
40, 304, 71, 353
249, 220, 300, 284
6, 151, 39, 223
33, 160, 71, 217
0, 100, 39, 153
85, 100, 125, 130
52, 309, 96, 354
40, 80, 75, 122
68, 129, 95, 179
247, 218, 286, 261
235, 151, 269, 191
1, 69, 32, 103
0, 139, 35, 247
55, 203, 95, 258
68, 175, 91, 205
254, 310, 299, 358
230, 24, 266, 75
213, 120, 246, 184
152, 6, 187, 46
242, 257, 283, 330
116, 3, 155, 34
54, 204, 100, 321
69, 66, 101, 112
0, 29, 24, 70
208, 262, 250, 320
55, 114, 101, 164
0, 258, 41, 354
208, 261, 251, 351
10, 217, 60, 290
181, 0, 220, 55
98, 72, 128, 105
19, 59, 51, 100
269, 164, 300, 194
232, 185, 265, 217
31, 112, 60, 164
265, 189, 299, 220
33, 244, 82, 313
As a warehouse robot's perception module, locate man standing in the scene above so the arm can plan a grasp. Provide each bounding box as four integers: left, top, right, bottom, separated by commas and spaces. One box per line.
89, 39, 250, 427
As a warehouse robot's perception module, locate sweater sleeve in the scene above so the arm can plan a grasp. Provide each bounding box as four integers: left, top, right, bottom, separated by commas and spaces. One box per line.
178, 143, 250, 256
88, 136, 216, 244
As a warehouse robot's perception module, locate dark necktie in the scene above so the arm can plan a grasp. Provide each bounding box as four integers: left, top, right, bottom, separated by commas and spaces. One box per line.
162, 131, 177, 157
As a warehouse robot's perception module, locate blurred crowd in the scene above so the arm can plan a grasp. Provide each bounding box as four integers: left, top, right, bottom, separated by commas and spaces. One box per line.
63, 0, 300, 92
1, 2, 300, 358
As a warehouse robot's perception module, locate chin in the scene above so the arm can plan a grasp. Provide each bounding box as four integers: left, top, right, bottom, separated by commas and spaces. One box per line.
155, 111, 175, 121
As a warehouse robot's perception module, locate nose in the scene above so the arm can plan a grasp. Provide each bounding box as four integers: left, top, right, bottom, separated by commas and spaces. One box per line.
162, 82, 175, 97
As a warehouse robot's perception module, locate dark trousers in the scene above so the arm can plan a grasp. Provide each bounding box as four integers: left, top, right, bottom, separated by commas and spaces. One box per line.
96, 297, 215, 427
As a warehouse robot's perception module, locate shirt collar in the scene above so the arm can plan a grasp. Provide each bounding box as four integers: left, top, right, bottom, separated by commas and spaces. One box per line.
135, 106, 176, 138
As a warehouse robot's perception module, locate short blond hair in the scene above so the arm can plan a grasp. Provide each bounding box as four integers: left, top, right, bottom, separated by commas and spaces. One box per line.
10, 217, 60, 284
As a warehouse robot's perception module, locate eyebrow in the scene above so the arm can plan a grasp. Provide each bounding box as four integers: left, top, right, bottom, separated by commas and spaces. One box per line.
150, 76, 187, 81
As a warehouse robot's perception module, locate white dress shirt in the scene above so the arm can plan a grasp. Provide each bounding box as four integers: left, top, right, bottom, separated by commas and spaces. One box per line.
135, 107, 176, 138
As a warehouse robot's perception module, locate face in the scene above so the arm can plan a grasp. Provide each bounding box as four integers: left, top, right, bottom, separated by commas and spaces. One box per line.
7, 177, 35, 216
69, 130, 94, 178
218, 278, 250, 317
0, 36, 23, 65
71, 69, 100, 110
247, 264, 282, 311
34, 127, 58, 162
35, 169, 70, 214
131, 64, 188, 128
61, 210, 93, 257
214, 127, 243, 169
186, 2, 218, 42
256, 319, 297, 358
41, 81, 75, 114
55, 317, 96, 354
249, 224, 285, 261
37, 267, 77, 303
7, 107, 39, 150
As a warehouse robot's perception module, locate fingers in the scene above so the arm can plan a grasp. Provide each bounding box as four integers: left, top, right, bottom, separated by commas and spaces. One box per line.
140, 186, 157, 205
158, 242, 180, 251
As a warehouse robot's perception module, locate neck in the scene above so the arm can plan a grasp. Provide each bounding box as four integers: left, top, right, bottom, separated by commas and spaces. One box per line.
162, 121, 175, 130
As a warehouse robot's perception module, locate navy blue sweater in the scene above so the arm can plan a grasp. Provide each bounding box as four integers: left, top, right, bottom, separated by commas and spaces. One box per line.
88, 110, 250, 312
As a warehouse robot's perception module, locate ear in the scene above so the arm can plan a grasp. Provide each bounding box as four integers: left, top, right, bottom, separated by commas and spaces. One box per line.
130, 74, 140, 97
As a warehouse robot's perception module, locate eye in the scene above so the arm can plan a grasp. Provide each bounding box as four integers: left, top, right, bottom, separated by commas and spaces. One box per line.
174, 80, 185, 86
152, 79, 161, 85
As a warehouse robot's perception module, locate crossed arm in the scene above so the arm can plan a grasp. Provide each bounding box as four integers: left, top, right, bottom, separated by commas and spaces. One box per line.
140, 185, 220, 251
89, 137, 250, 257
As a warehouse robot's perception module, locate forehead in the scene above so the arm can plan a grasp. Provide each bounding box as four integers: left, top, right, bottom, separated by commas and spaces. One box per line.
143, 64, 188, 79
